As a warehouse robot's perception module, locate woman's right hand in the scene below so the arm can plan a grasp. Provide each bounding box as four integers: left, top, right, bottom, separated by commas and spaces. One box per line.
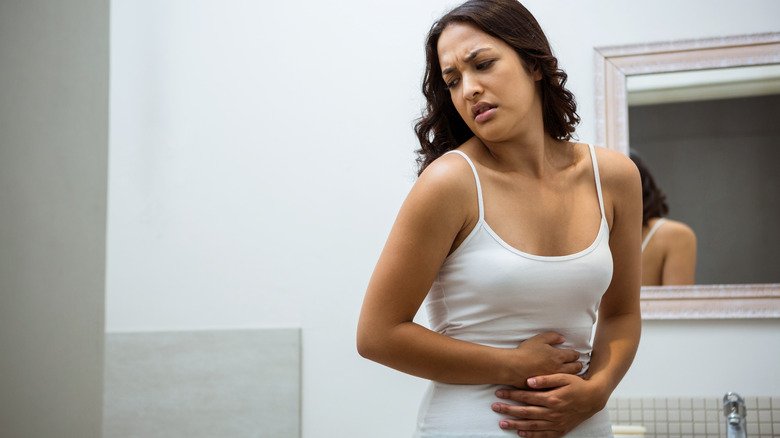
506, 332, 582, 388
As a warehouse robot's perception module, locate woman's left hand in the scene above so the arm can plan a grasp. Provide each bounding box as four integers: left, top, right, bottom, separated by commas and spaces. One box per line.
490, 374, 606, 437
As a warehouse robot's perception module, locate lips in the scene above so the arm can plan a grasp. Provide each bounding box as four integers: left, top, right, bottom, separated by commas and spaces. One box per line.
472, 102, 497, 123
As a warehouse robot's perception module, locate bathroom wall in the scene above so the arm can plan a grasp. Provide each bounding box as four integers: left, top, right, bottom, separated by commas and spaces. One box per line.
0, 0, 109, 436
108, 1, 780, 437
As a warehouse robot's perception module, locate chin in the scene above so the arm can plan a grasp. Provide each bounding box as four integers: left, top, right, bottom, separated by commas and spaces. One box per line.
472, 124, 511, 143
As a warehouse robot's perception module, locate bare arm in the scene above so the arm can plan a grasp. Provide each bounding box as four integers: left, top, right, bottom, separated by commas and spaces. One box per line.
582, 151, 643, 405
661, 223, 697, 285
356, 155, 581, 388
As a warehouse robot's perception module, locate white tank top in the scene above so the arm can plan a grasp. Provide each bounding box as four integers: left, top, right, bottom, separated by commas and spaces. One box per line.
415, 144, 614, 437
641, 218, 666, 252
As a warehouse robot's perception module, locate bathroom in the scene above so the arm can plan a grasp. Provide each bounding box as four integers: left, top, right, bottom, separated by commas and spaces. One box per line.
1, 0, 779, 437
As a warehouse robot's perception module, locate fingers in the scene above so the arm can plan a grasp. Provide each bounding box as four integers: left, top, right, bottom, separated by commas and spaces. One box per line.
528, 374, 573, 390
491, 402, 550, 420
497, 418, 562, 436
495, 388, 550, 407
532, 331, 566, 345
559, 360, 583, 375
562, 348, 581, 363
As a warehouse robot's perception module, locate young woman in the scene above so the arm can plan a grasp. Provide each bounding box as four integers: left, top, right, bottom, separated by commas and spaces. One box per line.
357, 1, 642, 436
630, 151, 697, 286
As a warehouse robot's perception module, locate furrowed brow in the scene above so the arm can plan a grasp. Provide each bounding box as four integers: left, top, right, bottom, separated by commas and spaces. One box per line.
464, 47, 490, 62
442, 47, 491, 76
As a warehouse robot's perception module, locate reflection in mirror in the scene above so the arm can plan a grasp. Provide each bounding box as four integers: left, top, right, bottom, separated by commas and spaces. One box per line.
626, 66, 780, 285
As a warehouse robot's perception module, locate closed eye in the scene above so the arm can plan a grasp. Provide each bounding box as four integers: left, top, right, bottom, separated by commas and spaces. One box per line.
476, 59, 495, 70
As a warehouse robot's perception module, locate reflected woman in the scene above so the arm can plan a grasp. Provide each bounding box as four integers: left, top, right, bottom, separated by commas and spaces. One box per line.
630, 151, 697, 286
358, 1, 642, 436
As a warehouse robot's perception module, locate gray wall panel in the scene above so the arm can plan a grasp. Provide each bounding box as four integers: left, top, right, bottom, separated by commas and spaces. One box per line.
104, 329, 300, 438
0, 1, 109, 436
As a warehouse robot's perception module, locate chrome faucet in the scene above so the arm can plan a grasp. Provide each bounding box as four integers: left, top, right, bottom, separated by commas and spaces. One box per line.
723, 392, 747, 438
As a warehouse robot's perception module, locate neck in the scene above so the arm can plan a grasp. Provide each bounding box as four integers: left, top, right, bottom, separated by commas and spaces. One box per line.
476, 94, 575, 178
479, 132, 575, 179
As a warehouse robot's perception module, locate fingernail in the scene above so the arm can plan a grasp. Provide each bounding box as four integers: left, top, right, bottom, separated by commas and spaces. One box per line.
492, 403, 501, 412
528, 377, 537, 387
499, 421, 509, 429
518, 432, 527, 437
495, 390, 506, 398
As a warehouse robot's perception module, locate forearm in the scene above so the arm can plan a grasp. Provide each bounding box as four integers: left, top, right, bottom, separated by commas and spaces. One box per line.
583, 311, 642, 405
358, 321, 524, 386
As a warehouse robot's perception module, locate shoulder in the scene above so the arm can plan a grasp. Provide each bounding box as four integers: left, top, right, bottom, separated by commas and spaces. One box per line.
657, 219, 697, 245
591, 145, 640, 190
414, 151, 476, 200
403, 151, 478, 223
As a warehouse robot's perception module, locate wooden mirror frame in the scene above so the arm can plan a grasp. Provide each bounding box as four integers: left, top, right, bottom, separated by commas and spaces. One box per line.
594, 33, 780, 319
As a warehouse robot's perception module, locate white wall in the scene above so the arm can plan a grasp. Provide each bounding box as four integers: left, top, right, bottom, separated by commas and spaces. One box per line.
108, 1, 780, 437
0, 1, 108, 436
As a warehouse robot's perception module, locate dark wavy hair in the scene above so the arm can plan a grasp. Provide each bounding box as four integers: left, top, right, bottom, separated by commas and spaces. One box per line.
629, 151, 669, 226
414, 0, 580, 175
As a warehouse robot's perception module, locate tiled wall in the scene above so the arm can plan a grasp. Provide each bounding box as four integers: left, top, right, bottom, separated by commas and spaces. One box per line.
608, 396, 780, 437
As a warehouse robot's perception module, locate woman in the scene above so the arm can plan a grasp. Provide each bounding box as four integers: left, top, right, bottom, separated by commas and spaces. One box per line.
630, 151, 697, 286
357, 1, 641, 436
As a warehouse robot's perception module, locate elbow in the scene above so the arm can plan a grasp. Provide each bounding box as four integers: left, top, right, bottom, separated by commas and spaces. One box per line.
356, 329, 378, 360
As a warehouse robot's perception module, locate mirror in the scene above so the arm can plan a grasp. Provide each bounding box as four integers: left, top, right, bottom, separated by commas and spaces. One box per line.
594, 33, 780, 319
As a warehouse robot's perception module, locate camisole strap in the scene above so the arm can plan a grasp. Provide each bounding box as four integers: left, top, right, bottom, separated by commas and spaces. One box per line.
587, 144, 606, 221
443, 150, 484, 222
641, 218, 666, 252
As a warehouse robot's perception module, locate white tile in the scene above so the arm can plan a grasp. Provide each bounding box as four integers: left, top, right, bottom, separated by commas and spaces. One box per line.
693, 409, 705, 422
654, 398, 667, 409
668, 410, 680, 422
758, 396, 771, 409
668, 422, 680, 434
679, 409, 693, 422
759, 421, 773, 434
705, 397, 717, 410
655, 410, 667, 422
668, 398, 680, 409
630, 398, 642, 409
630, 409, 642, 421
693, 423, 706, 434
680, 422, 693, 434
692, 398, 705, 409
758, 410, 773, 422
643, 410, 655, 421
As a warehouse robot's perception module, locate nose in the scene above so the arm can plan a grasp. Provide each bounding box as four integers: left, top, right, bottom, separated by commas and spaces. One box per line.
460, 73, 482, 101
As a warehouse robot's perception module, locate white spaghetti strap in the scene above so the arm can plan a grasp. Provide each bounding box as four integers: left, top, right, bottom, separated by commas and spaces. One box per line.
443, 150, 485, 221
641, 218, 666, 252
588, 144, 606, 221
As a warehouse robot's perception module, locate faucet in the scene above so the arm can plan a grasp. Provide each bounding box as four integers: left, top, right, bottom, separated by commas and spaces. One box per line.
723, 392, 747, 438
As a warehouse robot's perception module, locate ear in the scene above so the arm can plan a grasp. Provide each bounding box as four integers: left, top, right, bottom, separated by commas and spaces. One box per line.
531, 62, 542, 81
526, 59, 542, 81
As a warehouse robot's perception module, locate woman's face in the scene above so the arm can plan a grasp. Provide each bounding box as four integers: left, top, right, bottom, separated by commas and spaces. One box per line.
437, 22, 542, 143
